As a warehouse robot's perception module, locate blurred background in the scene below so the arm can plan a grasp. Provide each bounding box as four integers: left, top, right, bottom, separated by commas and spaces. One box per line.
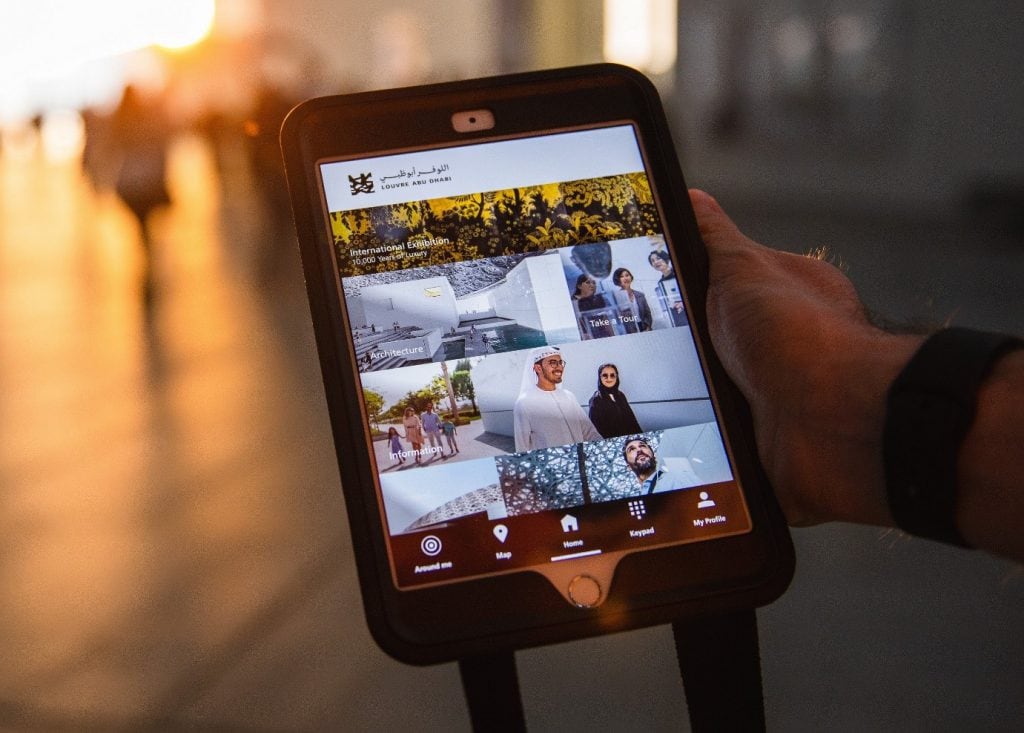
1, 1, 1021, 730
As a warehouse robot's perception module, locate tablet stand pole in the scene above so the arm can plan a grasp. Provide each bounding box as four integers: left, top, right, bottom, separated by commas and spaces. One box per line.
459, 651, 527, 732
672, 608, 766, 732
458, 609, 764, 732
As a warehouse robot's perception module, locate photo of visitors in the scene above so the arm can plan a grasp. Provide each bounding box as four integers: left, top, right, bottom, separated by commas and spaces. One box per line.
472, 327, 714, 451
512, 346, 602, 452
361, 357, 504, 472
363, 326, 716, 474
561, 236, 682, 340
363, 330, 732, 523
588, 362, 643, 438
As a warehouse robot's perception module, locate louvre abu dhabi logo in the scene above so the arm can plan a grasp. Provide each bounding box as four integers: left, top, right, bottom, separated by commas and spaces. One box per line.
349, 172, 375, 195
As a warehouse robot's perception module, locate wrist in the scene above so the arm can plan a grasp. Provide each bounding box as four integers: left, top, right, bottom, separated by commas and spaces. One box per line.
879, 329, 1023, 553
955, 349, 1024, 556
788, 325, 924, 526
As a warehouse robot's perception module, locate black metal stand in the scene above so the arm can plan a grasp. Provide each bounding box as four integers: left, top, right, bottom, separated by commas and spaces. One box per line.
673, 609, 765, 732
457, 609, 765, 732
458, 651, 527, 732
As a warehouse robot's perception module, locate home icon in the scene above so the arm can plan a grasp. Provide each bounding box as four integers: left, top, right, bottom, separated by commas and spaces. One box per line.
561, 514, 579, 533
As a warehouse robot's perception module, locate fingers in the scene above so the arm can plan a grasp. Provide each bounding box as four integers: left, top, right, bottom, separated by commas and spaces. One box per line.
688, 188, 723, 217
689, 189, 776, 276
688, 189, 749, 251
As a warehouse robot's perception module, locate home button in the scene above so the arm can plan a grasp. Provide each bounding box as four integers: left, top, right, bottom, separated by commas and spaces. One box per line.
567, 574, 602, 608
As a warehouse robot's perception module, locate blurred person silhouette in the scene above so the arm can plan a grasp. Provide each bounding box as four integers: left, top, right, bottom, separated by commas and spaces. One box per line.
243, 80, 301, 281
80, 107, 108, 191
80, 106, 121, 193
110, 85, 172, 304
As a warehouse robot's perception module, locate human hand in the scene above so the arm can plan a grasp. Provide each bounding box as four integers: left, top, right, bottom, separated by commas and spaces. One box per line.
691, 189, 922, 528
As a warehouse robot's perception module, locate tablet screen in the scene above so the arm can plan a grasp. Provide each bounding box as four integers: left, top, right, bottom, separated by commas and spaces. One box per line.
318, 124, 752, 588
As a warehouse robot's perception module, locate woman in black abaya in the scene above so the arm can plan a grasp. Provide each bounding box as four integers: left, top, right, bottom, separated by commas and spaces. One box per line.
588, 363, 643, 438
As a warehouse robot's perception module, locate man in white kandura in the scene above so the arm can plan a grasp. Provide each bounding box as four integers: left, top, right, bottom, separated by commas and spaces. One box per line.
513, 346, 602, 452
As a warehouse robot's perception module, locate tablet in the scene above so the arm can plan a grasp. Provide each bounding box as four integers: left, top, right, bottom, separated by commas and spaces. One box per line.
281, 64, 793, 664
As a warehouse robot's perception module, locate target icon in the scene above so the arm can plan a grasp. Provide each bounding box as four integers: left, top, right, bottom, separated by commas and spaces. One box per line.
420, 535, 443, 556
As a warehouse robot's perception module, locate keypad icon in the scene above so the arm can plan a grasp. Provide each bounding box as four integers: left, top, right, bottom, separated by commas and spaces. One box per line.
628, 499, 646, 520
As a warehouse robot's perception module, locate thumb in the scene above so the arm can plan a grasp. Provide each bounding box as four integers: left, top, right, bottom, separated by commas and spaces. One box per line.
688, 189, 753, 255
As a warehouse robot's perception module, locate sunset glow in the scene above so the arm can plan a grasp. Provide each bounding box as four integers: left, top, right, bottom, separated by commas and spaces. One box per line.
4, 0, 214, 73
1, 0, 216, 119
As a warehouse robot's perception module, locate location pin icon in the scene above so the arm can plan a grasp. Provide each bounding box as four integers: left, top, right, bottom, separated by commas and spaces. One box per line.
493, 524, 508, 543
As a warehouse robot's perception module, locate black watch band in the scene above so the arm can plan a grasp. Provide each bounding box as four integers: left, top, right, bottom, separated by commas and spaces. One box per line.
883, 327, 1024, 546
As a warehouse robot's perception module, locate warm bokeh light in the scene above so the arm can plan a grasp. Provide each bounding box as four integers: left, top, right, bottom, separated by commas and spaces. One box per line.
1, 0, 216, 120
40, 110, 87, 162
152, 0, 217, 50
603, 0, 677, 75
4, 0, 214, 73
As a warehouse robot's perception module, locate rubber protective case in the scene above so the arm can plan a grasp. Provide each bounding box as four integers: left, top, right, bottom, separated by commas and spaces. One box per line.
281, 64, 794, 665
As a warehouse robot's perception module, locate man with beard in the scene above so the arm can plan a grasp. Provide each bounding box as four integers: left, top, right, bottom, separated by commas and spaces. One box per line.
622, 435, 702, 494
513, 347, 601, 452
